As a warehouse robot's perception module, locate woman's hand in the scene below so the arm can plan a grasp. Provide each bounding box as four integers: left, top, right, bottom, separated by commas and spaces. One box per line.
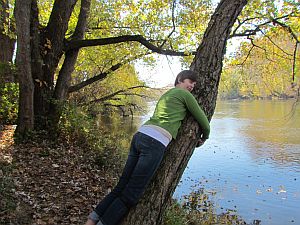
196, 138, 206, 147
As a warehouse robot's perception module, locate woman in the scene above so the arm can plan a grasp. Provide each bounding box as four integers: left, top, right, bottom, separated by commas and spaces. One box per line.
85, 70, 210, 225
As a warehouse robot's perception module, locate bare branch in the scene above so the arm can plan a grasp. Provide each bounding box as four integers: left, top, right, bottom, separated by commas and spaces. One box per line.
84, 85, 149, 105
232, 13, 299, 82
271, 18, 299, 43
159, 0, 177, 48
249, 37, 276, 62
68, 63, 122, 93
271, 17, 300, 82
231, 16, 261, 36
117, 93, 148, 98
68, 53, 148, 93
263, 32, 294, 57
102, 102, 145, 117
237, 44, 254, 66
292, 42, 299, 82
230, 14, 291, 39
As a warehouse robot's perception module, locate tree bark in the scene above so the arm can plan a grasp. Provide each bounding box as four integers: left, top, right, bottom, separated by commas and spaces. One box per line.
49, 0, 91, 130
15, 0, 34, 136
0, 0, 16, 83
121, 0, 248, 224
0, 0, 15, 63
32, 0, 78, 129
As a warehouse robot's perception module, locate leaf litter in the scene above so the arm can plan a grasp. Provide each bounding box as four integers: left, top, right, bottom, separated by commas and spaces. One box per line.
0, 125, 121, 224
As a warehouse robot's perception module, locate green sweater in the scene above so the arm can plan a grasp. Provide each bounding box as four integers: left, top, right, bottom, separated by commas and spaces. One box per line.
144, 87, 210, 139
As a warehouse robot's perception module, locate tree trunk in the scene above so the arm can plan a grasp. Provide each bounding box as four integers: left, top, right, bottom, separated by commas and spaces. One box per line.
0, 33, 14, 64
32, 0, 78, 129
15, 0, 34, 136
0, 0, 15, 64
121, 0, 248, 224
0, 0, 16, 83
49, 0, 91, 131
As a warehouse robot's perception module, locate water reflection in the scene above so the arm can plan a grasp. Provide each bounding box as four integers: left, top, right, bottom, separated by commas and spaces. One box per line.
214, 100, 300, 168
94, 115, 142, 162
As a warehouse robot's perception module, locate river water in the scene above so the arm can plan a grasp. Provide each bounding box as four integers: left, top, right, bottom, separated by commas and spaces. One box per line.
173, 100, 300, 225
100, 100, 300, 224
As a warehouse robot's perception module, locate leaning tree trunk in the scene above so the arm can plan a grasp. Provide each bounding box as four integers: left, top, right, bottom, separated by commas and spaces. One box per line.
15, 0, 34, 136
122, 0, 248, 224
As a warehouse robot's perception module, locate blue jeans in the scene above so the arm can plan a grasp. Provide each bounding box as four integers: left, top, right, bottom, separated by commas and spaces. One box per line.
94, 132, 166, 225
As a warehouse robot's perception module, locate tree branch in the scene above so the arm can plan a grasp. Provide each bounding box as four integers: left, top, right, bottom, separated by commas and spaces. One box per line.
68, 53, 148, 93
159, 0, 177, 49
271, 17, 299, 82
102, 102, 144, 117
230, 14, 292, 39
86, 85, 148, 105
237, 44, 254, 66
292, 42, 298, 82
271, 17, 299, 43
64, 35, 196, 56
262, 32, 294, 57
79, 85, 149, 107
117, 93, 148, 98
232, 13, 299, 82
68, 62, 122, 93
54, 0, 91, 100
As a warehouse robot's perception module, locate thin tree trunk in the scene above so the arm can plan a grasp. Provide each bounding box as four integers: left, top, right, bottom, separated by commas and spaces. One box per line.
15, 0, 34, 136
0, 0, 15, 64
29, 0, 46, 130
0, 0, 16, 83
121, 0, 248, 224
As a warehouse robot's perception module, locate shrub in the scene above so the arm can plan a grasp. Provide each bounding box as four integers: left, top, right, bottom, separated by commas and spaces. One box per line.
0, 83, 19, 124
59, 104, 128, 171
0, 62, 18, 125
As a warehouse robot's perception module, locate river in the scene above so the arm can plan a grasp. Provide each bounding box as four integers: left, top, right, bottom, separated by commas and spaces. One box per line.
173, 100, 300, 225
99, 100, 300, 225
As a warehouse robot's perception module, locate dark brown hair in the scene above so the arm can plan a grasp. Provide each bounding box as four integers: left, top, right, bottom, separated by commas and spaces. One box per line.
174, 70, 198, 86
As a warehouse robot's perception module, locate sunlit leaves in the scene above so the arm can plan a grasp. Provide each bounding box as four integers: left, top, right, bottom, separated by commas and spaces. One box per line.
0, 0, 15, 38
219, 0, 300, 99
86, 0, 213, 51
37, 0, 54, 26
220, 26, 299, 99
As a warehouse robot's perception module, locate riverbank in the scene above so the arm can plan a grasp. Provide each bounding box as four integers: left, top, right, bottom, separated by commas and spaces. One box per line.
0, 125, 121, 225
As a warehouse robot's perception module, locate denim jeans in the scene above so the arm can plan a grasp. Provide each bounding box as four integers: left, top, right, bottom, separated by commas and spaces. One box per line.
94, 132, 166, 225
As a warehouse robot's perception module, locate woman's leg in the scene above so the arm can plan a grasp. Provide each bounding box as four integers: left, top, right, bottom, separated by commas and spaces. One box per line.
93, 134, 140, 216
87, 132, 142, 225
100, 133, 165, 225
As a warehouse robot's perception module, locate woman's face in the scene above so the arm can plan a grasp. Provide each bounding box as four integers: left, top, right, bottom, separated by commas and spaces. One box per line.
177, 79, 196, 92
